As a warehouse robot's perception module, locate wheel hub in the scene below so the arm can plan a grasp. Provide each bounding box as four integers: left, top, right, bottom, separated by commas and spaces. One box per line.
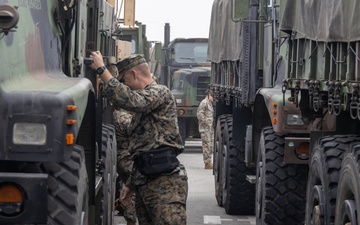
312, 205, 321, 225
256, 161, 263, 219
344, 199, 357, 225
311, 185, 325, 225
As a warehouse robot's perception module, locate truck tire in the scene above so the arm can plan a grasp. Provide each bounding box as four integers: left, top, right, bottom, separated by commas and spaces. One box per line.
335, 143, 360, 225
256, 127, 306, 225
100, 124, 117, 225
214, 114, 229, 207
221, 115, 255, 215
15, 145, 89, 225
306, 135, 360, 225
47, 145, 89, 225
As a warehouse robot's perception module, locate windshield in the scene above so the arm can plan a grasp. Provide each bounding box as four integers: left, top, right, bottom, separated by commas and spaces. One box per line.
173, 42, 208, 63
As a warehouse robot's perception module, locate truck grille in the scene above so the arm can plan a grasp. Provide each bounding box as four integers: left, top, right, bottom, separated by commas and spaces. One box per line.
197, 76, 211, 101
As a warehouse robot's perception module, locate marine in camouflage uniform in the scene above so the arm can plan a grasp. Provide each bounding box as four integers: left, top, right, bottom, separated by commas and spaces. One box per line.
113, 109, 138, 224
107, 59, 138, 224
197, 91, 214, 169
90, 52, 188, 225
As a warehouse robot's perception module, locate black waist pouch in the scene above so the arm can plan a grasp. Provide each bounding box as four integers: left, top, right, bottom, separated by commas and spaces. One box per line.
134, 146, 180, 176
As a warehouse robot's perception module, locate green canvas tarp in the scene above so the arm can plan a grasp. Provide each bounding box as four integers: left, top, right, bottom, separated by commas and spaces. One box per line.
208, 0, 360, 64
208, 0, 243, 63
280, 0, 360, 42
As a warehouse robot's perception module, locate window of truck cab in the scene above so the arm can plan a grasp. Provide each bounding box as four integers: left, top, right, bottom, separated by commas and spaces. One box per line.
173, 42, 208, 64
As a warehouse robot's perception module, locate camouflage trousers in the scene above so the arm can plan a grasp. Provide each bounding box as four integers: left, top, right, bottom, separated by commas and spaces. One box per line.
121, 191, 137, 222
200, 130, 214, 164
135, 169, 188, 225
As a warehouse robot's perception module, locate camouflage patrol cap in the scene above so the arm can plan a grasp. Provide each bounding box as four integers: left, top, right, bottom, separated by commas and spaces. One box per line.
205, 89, 213, 96
116, 54, 147, 81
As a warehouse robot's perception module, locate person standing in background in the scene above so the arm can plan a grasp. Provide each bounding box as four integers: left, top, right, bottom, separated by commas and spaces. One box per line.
197, 89, 214, 169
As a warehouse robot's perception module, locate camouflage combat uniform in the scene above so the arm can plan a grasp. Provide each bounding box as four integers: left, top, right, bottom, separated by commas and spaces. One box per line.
197, 97, 214, 164
104, 76, 188, 225
113, 109, 138, 223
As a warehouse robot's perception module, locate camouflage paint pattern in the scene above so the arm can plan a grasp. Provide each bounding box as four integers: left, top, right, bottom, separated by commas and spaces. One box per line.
172, 67, 211, 110
0, 0, 92, 161
0, 0, 123, 224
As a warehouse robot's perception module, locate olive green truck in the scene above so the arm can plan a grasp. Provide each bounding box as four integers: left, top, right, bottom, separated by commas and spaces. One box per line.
0, 0, 122, 224
150, 23, 211, 142
210, 0, 360, 225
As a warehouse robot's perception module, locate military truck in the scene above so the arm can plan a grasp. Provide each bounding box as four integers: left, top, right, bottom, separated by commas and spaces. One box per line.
116, 20, 150, 61
0, 0, 122, 224
209, 0, 360, 224
150, 23, 211, 142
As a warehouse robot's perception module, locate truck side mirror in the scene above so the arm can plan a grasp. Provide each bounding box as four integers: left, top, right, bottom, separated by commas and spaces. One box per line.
232, 0, 249, 22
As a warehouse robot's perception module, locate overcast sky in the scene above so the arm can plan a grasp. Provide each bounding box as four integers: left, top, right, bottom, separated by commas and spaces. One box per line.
132, 0, 214, 42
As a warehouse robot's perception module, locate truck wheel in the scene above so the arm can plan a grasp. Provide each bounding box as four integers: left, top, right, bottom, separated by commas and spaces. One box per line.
214, 114, 229, 207
18, 145, 89, 225
306, 135, 360, 225
47, 145, 89, 225
221, 115, 255, 215
335, 143, 360, 225
256, 127, 306, 225
100, 124, 117, 225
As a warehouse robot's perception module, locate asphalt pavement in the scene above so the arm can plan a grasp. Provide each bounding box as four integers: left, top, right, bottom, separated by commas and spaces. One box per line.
114, 140, 255, 225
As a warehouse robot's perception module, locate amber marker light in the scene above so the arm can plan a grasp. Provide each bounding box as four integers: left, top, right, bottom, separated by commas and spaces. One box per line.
272, 118, 278, 124
66, 119, 77, 125
0, 184, 23, 204
178, 109, 185, 116
272, 110, 277, 115
295, 142, 310, 158
66, 133, 74, 145
67, 105, 77, 111
272, 103, 277, 108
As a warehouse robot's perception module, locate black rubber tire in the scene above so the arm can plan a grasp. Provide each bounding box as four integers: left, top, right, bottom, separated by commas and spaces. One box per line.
306, 135, 360, 225
214, 114, 228, 207
221, 115, 255, 215
47, 145, 89, 225
100, 124, 117, 225
335, 143, 360, 225
15, 145, 89, 225
256, 127, 307, 225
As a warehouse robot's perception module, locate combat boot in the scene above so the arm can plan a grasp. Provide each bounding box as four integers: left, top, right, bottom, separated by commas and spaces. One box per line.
205, 163, 213, 169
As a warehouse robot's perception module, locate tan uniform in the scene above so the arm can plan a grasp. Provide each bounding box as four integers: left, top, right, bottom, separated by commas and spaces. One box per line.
197, 97, 214, 164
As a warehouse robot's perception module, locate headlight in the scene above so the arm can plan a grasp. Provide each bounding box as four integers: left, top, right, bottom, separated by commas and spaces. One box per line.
287, 114, 304, 125
13, 123, 47, 145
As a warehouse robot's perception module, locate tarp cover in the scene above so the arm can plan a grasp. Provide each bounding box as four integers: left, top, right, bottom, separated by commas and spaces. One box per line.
208, 0, 243, 63
280, 0, 360, 42
208, 0, 360, 63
